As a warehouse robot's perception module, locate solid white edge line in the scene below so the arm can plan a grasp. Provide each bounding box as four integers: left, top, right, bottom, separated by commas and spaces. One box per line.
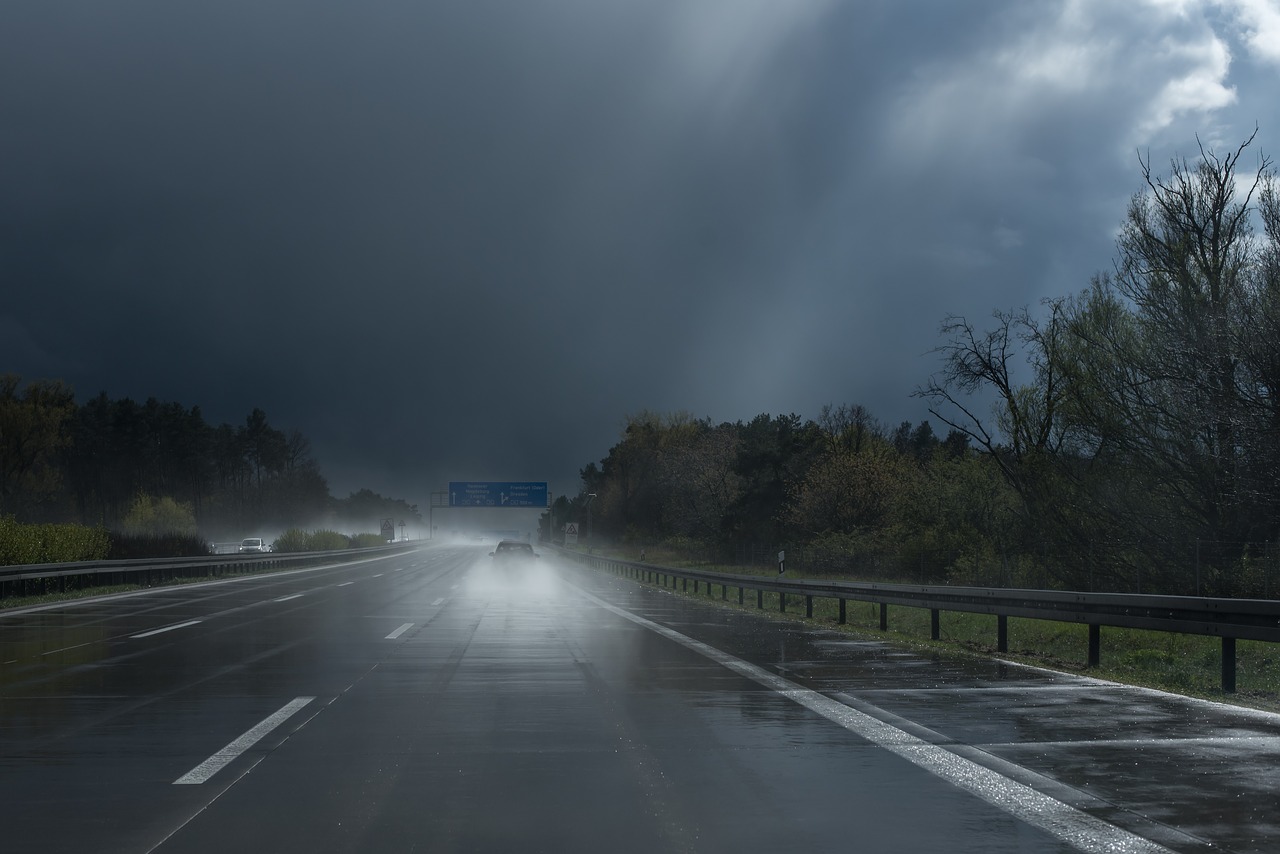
173, 697, 314, 785
385, 622, 413, 640
130, 620, 203, 639
572, 585, 1178, 854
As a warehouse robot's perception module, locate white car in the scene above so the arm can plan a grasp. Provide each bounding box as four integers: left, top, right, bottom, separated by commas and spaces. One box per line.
238, 537, 270, 554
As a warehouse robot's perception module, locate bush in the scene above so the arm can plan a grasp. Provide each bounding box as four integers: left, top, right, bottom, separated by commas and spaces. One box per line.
272, 528, 311, 553
0, 516, 110, 566
120, 494, 199, 537
107, 532, 210, 559
310, 529, 350, 550
350, 533, 386, 548
271, 528, 352, 552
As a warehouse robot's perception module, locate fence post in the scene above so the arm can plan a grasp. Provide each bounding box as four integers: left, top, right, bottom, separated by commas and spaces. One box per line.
1222, 637, 1237, 693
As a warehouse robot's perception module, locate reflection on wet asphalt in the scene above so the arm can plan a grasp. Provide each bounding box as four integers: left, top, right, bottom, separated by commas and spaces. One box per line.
0, 546, 1274, 853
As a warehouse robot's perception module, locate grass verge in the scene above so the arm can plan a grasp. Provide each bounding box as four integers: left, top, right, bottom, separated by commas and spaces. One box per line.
585, 546, 1280, 715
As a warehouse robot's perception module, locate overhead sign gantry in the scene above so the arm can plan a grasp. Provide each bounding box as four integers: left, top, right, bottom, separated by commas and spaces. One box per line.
429, 482, 551, 540
447, 481, 549, 508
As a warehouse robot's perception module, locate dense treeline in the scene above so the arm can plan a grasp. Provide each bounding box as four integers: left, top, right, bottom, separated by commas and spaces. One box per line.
561, 134, 1280, 597
0, 380, 420, 540
549, 409, 987, 582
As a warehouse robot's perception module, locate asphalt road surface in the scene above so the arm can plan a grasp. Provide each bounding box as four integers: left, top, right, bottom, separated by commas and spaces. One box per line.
2, 544, 1277, 853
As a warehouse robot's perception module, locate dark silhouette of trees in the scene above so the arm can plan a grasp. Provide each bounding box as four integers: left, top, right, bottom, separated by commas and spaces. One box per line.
569, 134, 1280, 596
332, 488, 421, 535
0, 374, 77, 518
917, 132, 1280, 593
0, 380, 408, 540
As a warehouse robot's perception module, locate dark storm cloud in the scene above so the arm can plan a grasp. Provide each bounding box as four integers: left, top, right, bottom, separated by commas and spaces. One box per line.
3, 0, 1278, 505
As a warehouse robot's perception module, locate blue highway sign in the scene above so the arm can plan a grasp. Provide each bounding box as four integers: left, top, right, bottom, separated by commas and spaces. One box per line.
448, 482, 548, 508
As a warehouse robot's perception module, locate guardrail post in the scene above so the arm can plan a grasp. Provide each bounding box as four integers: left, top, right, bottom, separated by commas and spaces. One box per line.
683, 578, 688, 592
838, 599, 846, 624
1088, 625, 1100, 667
757, 589, 763, 609
721, 584, 726, 601
779, 592, 786, 613
997, 615, 1009, 653
805, 595, 813, 618
1222, 637, 1237, 693
879, 602, 888, 631
738, 586, 744, 605
931, 609, 940, 640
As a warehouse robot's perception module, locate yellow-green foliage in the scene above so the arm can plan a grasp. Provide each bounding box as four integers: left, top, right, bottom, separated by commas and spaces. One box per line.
272, 528, 311, 552
0, 516, 110, 566
120, 494, 198, 536
272, 528, 352, 552
350, 533, 385, 548
309, 529, 350, 550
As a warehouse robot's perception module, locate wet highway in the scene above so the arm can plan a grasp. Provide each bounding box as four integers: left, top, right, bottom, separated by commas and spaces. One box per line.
1, 544, 1277, 853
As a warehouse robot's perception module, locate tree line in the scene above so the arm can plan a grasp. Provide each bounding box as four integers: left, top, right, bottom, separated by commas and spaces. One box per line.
559, 132, 1280, 597
0, 379, 420, 539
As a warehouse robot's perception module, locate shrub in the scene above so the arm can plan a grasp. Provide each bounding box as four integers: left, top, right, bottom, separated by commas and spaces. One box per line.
272, 528, 311, 553
350, 533, 386, 548
0, 517, 110, 565
310, 529, 350, 550
271, 528, 352, 552
120, 494, 198, 537
107, 532, 210, 559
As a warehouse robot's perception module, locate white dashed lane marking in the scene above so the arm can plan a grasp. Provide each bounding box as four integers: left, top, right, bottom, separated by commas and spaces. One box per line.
174, 697, 315, 785
130, 620, 203, 639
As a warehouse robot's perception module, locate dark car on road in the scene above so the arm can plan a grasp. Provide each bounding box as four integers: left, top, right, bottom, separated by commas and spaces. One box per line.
489, 539, 538, 568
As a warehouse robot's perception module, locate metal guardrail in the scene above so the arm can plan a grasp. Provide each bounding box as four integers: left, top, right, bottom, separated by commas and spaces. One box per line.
558, 548, 1280, 693
0, 543, 421, 602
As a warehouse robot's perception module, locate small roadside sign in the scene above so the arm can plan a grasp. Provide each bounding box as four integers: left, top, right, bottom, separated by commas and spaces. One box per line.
565, 522, 579, 545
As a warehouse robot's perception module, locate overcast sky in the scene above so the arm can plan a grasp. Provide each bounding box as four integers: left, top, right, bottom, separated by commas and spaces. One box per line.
3, 0, 1278, 508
